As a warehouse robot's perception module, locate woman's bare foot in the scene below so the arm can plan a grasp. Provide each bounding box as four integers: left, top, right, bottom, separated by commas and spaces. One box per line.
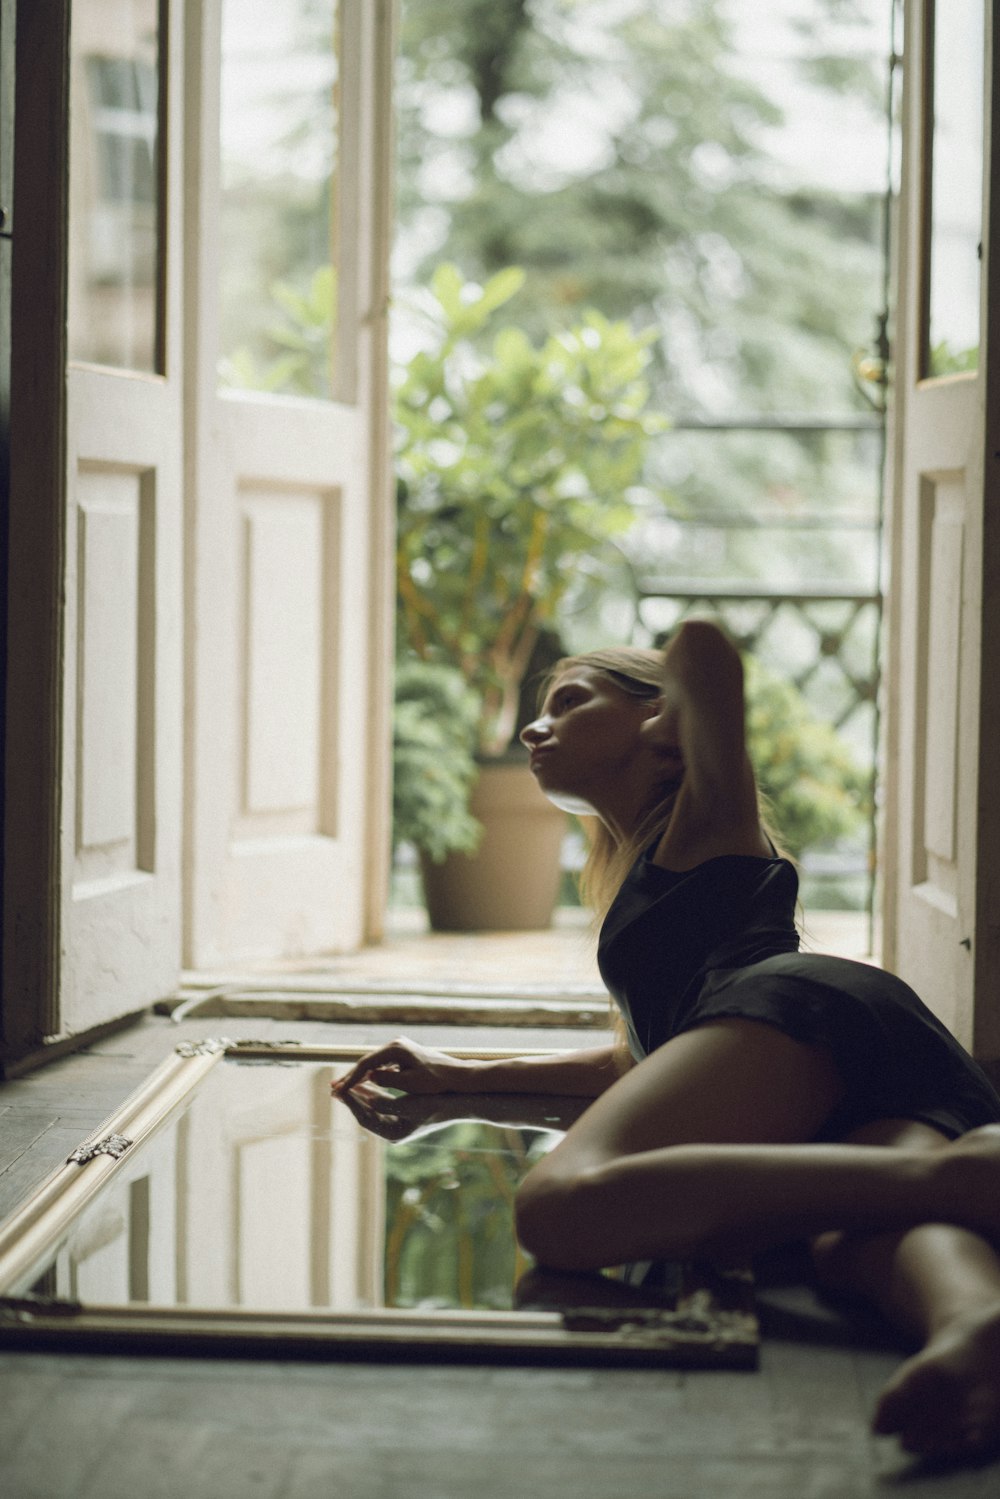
872, 1300, 1000, 1461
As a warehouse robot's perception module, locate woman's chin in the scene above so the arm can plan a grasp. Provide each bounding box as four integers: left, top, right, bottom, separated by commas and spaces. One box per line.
534, 781, 597, 817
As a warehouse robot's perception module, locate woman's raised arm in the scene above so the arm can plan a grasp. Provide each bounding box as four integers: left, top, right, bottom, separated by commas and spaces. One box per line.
648, 620, 769, 866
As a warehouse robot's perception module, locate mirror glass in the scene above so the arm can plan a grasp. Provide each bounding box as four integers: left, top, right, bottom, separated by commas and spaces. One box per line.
23, 1058, 583, 1314
4, 1052, 758, 1365
925, 0, 984, 378
218, 0, 341, 399
68, 0, 163, 372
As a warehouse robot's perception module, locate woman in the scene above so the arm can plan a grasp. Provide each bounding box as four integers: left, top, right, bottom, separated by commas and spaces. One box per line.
334, 621, 1000, 1461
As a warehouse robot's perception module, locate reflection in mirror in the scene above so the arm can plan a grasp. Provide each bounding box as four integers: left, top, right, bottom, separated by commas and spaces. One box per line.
218, 0, 340, 399
67, 0, 162, 372
26, 1061, 574, 1314
925, 0, 983, 378
25, 1061, 671, 1305
2, 1052, 757, 1365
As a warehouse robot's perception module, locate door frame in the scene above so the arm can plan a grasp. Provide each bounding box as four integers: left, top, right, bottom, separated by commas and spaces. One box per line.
2, 0, 70, 1060
880, 0, 1000, 1063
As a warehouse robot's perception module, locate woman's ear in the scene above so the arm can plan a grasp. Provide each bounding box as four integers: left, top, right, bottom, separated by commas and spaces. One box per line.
640, 697, 682, 754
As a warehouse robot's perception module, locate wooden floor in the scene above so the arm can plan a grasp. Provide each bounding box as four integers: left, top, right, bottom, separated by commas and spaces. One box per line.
2, 1008, 1000, 1498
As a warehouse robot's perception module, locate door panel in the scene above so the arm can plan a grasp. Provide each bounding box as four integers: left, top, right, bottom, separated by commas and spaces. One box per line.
184, 0, 394, 966
2, 0, 394, 1055
883, 0, 1000, 1059
62, 0, 184, 1039
62, 364, 182, 1033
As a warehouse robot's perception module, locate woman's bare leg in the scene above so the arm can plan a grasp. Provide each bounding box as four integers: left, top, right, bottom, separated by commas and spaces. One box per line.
812, 1121, 1000, 1460
514, 1021, 1000, 1268
513, 1031, 1000, 1460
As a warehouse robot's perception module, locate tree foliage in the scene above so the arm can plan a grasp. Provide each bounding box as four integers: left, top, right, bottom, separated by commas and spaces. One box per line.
396, 0, 884, 418
396, 263, 664, 754
746, 657, 870, 858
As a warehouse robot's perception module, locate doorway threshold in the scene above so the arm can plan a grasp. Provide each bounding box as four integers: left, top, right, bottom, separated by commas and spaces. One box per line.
160, 908, 874, 1030
160, 910, 610, 1030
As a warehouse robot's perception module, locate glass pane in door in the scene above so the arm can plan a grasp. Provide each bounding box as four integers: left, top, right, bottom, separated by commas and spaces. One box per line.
218, 0, 340, 400
925, 0, 984, 378
67, 0, 163, 372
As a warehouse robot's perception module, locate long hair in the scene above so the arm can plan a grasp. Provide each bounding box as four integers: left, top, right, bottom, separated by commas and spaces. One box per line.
539, 646, 781, 920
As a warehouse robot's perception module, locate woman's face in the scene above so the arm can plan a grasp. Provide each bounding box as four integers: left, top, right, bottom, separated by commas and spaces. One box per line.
519, 668, 664, 815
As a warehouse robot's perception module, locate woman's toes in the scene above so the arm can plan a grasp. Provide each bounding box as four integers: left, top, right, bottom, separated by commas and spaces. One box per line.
873, 1308, 1000, 1461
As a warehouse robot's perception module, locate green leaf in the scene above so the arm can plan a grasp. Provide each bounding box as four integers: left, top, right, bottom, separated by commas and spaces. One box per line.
430, 263, 467, 321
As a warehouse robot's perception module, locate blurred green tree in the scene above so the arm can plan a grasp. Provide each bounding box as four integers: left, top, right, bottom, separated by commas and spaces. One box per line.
396, 0, 883, 421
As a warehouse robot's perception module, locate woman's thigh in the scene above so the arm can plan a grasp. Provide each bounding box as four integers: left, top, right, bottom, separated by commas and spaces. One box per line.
540, 1018, 845, 1177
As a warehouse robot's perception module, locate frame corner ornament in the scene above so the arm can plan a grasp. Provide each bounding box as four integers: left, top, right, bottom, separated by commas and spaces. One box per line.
67, 1133, 133, 1165
174, 1037, 232, 1058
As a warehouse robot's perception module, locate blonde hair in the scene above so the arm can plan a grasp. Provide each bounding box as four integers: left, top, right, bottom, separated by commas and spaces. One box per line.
540, 646, 782, 920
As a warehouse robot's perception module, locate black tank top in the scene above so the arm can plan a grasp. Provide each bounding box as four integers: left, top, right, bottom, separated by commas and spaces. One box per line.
598, 852, 802, 1060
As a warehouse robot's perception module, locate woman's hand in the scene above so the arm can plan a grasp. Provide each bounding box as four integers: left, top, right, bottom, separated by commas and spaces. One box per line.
333, 1078, 592, 1141
332, 1081, 462, 1142
330, 1036, 471, 1097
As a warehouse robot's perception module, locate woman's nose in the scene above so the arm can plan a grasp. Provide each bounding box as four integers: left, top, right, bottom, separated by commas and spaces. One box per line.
520, 718, 547, 747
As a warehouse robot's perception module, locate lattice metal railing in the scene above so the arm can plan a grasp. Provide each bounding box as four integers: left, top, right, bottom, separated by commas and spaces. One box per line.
625, 574, 883, 933
630, 582, 881, 738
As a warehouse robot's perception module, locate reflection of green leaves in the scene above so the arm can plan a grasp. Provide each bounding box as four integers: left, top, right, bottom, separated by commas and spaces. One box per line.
383, 1121, 554, 1310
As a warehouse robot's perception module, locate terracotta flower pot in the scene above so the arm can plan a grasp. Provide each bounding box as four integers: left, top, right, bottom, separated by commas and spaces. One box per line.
420, 760, 567, 931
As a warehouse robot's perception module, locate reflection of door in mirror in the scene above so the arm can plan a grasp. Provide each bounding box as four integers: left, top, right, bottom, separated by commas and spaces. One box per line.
49, 1125, 180, 1306
7, 1050, 757, 1365
36, 1060, 558, 1315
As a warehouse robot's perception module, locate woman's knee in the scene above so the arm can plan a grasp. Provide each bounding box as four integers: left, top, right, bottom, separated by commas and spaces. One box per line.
514, 1159, 611, 1270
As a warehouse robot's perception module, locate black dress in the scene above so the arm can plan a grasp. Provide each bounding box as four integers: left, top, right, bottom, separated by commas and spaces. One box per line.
597, 850, 1000, 1139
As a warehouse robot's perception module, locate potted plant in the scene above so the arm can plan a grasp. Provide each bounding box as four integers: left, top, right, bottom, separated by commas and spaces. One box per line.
394, 264, 663, 928
391, 659, 483, 867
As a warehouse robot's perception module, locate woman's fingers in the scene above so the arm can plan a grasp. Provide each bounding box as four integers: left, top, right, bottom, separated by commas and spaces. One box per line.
330, 1040, 413, 1093
330, 1038, 454, 1096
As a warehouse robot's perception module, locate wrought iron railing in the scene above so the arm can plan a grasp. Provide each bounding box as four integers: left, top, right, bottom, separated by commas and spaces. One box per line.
620, 411, 885, 936
631, 582, 881, 733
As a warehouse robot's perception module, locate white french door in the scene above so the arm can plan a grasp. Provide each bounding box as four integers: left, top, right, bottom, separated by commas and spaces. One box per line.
183, 0, 394, 967
59, 0, 184, 1038
2, 0, 394, 1057
882, 0, 1000, 1060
